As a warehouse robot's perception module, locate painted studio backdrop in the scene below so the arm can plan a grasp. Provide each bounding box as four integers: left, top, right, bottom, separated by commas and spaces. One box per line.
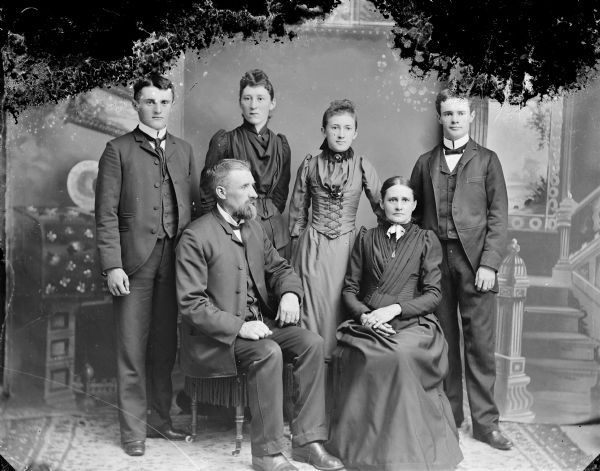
4, 0, 600, 426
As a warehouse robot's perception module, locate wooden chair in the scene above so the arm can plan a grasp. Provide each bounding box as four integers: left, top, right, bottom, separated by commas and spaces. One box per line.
184, 364, 294, 455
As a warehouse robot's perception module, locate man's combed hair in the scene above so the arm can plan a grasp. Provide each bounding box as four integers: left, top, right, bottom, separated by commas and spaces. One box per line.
133, 74, 175, 102
322, 98, 358, 129
435, 88, 472, 115
204, 159, 251, 194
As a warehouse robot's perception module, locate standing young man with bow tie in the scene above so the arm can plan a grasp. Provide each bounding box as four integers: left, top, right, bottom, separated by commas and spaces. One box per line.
409, 88, 511, 450
95, 74, 199, 456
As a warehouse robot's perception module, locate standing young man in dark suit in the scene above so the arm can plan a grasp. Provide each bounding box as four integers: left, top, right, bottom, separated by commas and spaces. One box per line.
176, 159, 344, 471
409, 89, 512, 450
95, 74, 198, 456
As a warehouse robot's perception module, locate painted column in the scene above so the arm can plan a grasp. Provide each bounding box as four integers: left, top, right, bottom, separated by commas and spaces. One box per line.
495, 239, 535, 422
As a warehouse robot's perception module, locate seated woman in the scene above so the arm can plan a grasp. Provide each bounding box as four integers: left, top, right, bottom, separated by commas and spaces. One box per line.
327, 176, 463, 471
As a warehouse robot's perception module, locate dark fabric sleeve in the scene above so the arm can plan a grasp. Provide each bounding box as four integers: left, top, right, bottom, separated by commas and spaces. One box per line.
288, 155, 313, 238
188, 142, 201, 220
398, 230, 442, 318
360, 156, 383, 219
271, 134, 291, 214
409, 157, 425, 227
199, 130, 229, 216
262, 225, 303, 301
342, 227, 372, 320
176, 228, 244, 345
94, 141, 123, 272
480, 151, 509, 271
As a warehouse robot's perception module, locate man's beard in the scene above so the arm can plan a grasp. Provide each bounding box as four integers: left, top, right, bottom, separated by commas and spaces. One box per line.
233, 201, 257, 221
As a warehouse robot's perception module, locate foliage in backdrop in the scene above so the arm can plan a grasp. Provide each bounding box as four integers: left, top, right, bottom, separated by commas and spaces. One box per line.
3, 0, 600, 119
1, 1, 339, 118
371, 0, 600, 105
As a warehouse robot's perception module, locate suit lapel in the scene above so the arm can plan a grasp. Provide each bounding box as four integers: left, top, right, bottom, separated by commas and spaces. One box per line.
456, 139, 477, 178
428, 145, 442, 219
165, 132, 177, 162
133, 127, 160, 158
241, 223, 269, 305
212, 208, 243, 246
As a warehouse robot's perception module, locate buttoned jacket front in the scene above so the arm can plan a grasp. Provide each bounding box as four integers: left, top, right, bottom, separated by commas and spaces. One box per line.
176, 208, 303, 378
95, 127, 199, 275
410, 139, 508, 274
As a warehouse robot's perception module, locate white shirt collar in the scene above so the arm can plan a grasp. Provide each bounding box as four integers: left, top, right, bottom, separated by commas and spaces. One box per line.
138, 122, 167, 140
217, 204, 243, 227
443, 134, 469, 150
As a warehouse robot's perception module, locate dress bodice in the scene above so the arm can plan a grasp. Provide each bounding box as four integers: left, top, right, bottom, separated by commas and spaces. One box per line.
289, 152, 381, 239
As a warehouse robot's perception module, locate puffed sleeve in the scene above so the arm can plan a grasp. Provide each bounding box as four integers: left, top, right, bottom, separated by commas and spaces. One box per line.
342, 227, 371, 320
199, 129, 229, 216
399, 230, 442, 318
360, 156, 383, 219
271, 134, 291, 214
288, 154, 313, 238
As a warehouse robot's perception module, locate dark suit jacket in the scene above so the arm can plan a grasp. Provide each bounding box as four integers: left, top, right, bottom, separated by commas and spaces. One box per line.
95, 127, 199, 275
176, 208, 303, 378
409, 139, 508, 275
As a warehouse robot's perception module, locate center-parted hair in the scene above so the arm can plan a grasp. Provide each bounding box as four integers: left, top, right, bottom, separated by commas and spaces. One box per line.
239, 69, 275, 100
321, 99, 358, 129
380, 176, 415, 201
133, 73, 175, 102
204, 159, 251, 195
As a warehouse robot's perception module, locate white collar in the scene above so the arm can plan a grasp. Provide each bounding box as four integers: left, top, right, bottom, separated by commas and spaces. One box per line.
443, 134, 469, 150
386, 224, 406, 241
217, 204, 243, 227
138, 122, 167, 140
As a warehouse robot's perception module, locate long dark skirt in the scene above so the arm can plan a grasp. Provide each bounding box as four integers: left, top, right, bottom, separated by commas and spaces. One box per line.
327, 315, 463, 471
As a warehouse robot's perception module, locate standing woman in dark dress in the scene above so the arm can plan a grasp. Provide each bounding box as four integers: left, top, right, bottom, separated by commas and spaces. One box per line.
327, 176, 463, 471
199, 69, 291, 255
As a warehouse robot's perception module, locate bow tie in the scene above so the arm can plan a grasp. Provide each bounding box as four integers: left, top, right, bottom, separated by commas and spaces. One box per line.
386, 224, 406, 241
443, 143, 467, 155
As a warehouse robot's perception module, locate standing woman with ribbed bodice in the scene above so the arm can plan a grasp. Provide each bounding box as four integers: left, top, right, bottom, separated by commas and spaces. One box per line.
288, 99, 381, 358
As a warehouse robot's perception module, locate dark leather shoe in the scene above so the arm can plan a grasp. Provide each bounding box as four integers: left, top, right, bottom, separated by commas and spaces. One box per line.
252, 453, 298, 471
146, 424, 188, 440
292, 442, 344, 470
473, 429, 513, 450
122, 440, 145, 456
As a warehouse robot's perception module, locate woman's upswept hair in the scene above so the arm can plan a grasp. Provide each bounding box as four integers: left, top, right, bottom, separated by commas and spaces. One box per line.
239, 69, 275, 100
321, 99, 358, 129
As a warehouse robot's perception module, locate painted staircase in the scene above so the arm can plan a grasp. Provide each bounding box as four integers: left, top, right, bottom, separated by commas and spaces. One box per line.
521, 280, 599, 423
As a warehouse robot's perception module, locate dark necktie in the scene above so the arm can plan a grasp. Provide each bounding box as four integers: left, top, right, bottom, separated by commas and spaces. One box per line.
153, 137, 166, 157
153, 136, 167, 178
443, 143, 467, 155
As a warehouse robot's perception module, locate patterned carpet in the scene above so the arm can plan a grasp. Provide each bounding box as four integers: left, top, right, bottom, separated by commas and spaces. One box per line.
0, 407, 594, 471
